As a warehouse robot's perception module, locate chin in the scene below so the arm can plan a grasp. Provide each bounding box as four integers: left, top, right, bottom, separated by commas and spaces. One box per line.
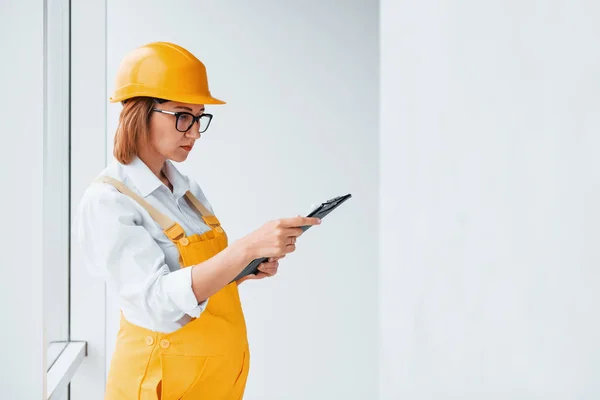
169, 153, 189, 163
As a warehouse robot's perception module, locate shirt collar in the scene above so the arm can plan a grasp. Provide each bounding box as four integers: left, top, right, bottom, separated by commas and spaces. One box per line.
163, 160, 190, 199
123, 156, 190, 199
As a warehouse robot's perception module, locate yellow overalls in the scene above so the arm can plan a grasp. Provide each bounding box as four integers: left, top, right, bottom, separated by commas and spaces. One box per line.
98, 177, 249, 400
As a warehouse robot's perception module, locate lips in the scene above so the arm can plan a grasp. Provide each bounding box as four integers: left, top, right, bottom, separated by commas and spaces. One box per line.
181, 145, 193, 151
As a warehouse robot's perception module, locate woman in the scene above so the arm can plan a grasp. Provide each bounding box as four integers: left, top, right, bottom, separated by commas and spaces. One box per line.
73, 41, 321, 399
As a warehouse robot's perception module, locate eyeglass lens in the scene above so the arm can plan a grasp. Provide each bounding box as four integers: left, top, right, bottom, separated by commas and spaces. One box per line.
176, 113, 210, 133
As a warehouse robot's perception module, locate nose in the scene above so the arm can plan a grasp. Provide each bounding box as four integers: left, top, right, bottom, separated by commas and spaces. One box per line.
186, 122, 201, 139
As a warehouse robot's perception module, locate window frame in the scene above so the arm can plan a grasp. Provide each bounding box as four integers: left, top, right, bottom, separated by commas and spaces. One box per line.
44, 0, 72, 376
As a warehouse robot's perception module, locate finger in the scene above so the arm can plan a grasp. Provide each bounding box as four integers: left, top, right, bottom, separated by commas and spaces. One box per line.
283, 236, 297, 246
259, 265, 279, 277
282, 227, 304, 238
245, 272, 269, 280
258, 269, 277, 277
260, 260, 279, 266
279, 216, 321, 229
258, 261, 279, 271
259, 262, 279, 271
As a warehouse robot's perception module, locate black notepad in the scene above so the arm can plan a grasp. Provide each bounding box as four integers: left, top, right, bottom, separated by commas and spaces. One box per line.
231, 194, 352, 282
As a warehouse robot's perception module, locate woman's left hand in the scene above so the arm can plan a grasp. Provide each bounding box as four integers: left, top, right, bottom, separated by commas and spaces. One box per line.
237, 256, 283, 284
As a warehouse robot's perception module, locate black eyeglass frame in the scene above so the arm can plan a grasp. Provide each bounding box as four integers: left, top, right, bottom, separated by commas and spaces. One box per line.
151, 108, 214, 133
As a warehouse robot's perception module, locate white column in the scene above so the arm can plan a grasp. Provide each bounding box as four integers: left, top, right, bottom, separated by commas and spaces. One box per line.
0, 0, 46, 398
69, 0, 108, 398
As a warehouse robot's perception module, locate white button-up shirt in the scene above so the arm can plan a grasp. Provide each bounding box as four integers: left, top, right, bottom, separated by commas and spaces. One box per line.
72, 156, 215, 333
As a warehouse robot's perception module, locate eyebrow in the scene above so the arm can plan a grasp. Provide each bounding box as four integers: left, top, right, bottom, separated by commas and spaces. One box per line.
173, 106, 205, 113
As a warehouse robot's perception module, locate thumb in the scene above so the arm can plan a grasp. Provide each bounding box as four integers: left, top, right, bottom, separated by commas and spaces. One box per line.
241, 273, 267, 282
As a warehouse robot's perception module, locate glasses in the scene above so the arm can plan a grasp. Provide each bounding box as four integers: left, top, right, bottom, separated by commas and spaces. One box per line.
152, 109, 213, 133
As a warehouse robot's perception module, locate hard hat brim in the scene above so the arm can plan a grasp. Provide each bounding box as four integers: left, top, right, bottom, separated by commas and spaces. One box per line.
109, 86, 226, 105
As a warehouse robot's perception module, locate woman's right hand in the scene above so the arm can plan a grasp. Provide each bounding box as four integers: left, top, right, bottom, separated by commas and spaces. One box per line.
241, 216, 322, 259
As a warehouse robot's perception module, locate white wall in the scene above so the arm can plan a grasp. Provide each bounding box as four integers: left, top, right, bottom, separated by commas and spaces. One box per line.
0, 0, 45, 397
104, 1, 379, 399
380, 1, 600, 399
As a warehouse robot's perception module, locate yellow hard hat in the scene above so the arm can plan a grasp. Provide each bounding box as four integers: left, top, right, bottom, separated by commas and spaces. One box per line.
109, 41, 225, 105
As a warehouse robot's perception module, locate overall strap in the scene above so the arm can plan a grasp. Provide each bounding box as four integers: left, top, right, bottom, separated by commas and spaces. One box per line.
94, 176, 185, 241
183, 191, 212, 216
184, 191, 222, 230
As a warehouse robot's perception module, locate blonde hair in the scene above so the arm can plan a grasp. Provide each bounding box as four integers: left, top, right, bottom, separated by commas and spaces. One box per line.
113, 97, 155, 164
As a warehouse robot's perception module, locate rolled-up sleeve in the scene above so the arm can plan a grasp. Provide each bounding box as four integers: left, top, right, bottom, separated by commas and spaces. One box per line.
73, 185, 207, 327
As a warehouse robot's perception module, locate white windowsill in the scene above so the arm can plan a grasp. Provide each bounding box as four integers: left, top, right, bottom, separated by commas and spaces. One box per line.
47, 341, 68, 370
47, 341, 87, 400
